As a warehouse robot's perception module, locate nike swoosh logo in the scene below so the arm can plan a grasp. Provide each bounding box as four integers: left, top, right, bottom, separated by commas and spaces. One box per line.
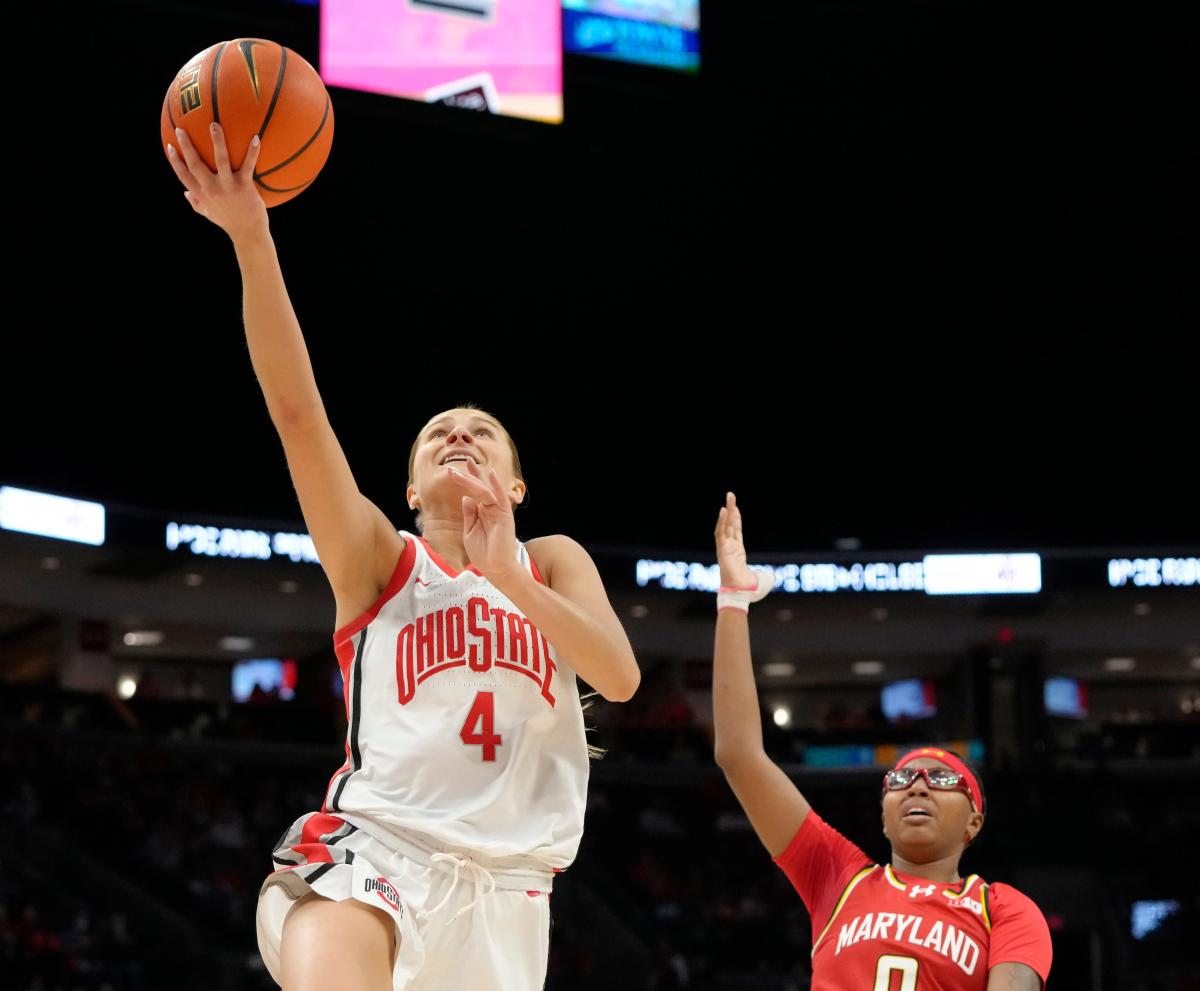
238, 40, 266, 100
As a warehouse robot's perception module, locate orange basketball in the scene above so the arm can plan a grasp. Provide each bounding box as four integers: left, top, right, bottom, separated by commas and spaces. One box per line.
160, 39, 333, 207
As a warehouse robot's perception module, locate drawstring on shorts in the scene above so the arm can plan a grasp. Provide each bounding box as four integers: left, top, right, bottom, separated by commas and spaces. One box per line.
417, 852, 497, 925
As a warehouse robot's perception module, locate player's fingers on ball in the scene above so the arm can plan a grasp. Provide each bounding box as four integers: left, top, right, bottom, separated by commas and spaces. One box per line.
242, 134, 262, 177
165, 145, 201, 192
174, 128, 213, 182
210, 122, 231, 176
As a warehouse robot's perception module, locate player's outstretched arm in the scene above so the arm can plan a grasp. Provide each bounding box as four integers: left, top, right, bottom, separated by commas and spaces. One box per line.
987, 963, 1044, 991
166, 124, 401, 614
713, 492, 812, 856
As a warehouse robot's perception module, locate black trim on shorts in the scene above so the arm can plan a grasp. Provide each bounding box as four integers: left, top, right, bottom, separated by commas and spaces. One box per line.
349, 629, 365, 768
305, 862, 336, 885
331, 630, 367, 812
322, 821, 359, 846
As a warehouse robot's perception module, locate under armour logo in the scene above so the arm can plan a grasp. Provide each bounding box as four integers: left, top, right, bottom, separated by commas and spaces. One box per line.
909, 884, 937, 898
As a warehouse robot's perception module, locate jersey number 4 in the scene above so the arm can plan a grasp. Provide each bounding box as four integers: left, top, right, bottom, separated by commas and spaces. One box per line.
460, 691, 503, 761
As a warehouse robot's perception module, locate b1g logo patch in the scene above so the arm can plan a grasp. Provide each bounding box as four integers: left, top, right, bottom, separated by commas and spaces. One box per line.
364, 876, 401, 913
949, 895, 985, 916
177, 61, 203, 115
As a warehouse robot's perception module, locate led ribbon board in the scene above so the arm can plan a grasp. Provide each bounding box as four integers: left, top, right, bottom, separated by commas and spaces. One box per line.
0, 486, 105, 546
166, 522, 319, 563
636, 553, 1043, 595
1107, 557, 1199, 588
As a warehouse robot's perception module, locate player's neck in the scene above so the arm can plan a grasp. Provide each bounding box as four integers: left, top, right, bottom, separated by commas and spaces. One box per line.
419, 520, 472, 571
889, 850, 962, 885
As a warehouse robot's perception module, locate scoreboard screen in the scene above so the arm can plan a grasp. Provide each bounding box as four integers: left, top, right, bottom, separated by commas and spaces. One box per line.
564, 0, 699, 71
321, 0, 563, 123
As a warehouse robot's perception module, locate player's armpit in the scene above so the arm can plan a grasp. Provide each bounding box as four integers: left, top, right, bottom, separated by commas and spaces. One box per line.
987, 962, 1044, 991
276, 411, 404, 621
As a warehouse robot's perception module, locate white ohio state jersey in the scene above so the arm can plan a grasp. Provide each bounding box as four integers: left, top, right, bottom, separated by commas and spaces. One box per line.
322, 530, 589, 869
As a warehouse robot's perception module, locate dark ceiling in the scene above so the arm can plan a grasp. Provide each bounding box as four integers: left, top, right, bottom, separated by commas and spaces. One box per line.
5, 0, 1196, 551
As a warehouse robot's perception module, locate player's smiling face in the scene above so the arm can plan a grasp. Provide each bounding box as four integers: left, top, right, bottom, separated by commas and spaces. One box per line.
880, 757, 983, 863
407, 408, 524, 512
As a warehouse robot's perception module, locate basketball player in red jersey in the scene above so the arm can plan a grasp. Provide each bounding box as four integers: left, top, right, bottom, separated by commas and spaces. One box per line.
166, 125, 641, 991
712, 492, 1052, 990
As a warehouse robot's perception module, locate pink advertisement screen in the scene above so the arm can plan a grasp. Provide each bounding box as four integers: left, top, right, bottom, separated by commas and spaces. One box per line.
321, 0, 563, 124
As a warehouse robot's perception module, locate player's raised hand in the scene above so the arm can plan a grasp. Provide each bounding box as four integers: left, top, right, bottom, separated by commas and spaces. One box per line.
447, 459, 521, 582
166, 123, 268, 244
715, 492, 760, 590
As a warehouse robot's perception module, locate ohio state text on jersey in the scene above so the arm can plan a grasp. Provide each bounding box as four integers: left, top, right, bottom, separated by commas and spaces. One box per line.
322, 531, 589, 869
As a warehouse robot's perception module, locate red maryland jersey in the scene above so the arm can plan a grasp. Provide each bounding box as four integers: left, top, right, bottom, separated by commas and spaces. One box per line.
775, 811, 1052, 989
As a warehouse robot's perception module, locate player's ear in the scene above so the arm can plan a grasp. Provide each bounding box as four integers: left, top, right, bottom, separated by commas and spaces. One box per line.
881, 806, 888, 838
964, 812, 984, 845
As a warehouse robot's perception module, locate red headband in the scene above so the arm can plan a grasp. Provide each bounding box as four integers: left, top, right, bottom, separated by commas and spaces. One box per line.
894, 747, 982, 813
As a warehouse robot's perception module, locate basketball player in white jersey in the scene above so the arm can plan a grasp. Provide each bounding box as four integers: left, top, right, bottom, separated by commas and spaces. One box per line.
167, 124, 641, 991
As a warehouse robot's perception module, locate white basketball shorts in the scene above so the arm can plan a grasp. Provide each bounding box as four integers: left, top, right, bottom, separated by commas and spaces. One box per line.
256, 811, 553, 991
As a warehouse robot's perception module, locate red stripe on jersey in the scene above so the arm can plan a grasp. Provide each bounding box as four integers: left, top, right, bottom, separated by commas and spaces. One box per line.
333, 537, 418, 645
291, 813, 347, 864
417, 534, 543, 584
321, 759, 352, 813
334, 638, 356, 690
301, 813, 346, 845
417, 536, 473, 579
528, 553, 546, 586
290, 843, 334, 865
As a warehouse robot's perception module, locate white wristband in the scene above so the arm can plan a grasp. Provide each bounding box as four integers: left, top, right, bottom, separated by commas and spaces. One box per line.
717, 570, 776, 613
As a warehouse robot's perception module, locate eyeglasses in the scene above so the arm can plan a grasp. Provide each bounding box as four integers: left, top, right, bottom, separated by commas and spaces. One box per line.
883, 766, 970, 796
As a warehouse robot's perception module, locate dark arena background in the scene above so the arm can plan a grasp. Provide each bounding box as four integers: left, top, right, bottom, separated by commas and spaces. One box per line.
3, 0, 1198, 988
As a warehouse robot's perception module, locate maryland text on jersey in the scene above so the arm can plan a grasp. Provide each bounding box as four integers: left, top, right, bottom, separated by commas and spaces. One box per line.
835, 911, 983, 975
